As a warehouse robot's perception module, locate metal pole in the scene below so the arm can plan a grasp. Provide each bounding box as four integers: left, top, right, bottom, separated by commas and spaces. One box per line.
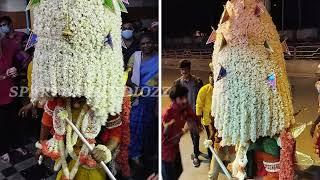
208, 145, 232, 179
65, 118, 117, 180
25, 0, 30, 33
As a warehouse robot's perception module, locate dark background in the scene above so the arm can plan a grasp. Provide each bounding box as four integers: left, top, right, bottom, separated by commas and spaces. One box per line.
163, 0, 320, 38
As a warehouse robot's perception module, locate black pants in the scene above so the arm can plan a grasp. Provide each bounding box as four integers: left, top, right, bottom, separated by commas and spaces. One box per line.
162, 153, 183, 180
0, 102, 23, 156
190, 129, 200, 158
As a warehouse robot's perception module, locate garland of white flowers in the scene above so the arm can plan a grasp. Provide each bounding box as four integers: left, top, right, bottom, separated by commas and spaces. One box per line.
211, 0, 294, 147
31, 0, 125, 126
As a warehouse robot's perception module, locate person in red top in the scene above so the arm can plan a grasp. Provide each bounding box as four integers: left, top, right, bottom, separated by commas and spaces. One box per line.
0, 16, 26, 163
162, 84, 200, 180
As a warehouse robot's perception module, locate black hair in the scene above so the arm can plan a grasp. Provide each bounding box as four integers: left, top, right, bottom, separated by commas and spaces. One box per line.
178, 59, 191, 69
0, 16, 12, 25
139, 32, 154, 43
169, 84, 189, 101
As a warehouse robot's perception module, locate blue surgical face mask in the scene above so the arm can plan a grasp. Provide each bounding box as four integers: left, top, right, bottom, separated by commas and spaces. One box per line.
121, 30, 133, 40
1, 25, 10, 34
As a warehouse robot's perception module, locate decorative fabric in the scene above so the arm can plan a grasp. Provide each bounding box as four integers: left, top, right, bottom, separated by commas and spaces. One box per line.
105, 116, 122, 129
56, 160, 106, 180
212, 0, 294, 146
263, 161, 280, 172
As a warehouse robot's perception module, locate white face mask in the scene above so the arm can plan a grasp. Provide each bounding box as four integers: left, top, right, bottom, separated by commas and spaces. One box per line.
0, 25, 10, 34
121, 30, 133, 40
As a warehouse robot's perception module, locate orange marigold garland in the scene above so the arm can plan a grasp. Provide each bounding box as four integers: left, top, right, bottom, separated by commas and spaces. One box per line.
116, 91, 131, 177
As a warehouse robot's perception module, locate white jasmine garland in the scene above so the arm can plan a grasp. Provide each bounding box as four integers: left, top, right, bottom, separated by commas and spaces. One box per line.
31, 0, 125, 125
212, 0, 294, 146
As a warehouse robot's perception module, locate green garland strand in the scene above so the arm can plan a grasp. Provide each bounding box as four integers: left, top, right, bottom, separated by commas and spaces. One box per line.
104, 0, 128, 13
26, 0, 41, 10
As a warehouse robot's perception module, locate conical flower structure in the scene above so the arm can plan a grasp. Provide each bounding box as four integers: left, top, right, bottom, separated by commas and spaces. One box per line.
211, 0, 294, 146
31, 0, 125, 124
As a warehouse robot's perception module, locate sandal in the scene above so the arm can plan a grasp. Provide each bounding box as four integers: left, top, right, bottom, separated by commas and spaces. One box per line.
15, 148, 28, 156
0, 153, 10, 163
192, 157, 200, 167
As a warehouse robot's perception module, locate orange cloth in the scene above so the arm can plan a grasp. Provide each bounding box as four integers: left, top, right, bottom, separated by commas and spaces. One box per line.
41, 100, 58, 127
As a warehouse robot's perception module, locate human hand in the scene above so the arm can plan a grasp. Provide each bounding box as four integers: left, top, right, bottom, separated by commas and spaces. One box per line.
147, 173, 158, 180
19, 103, 33, 119
91, 145, 112, 163
164, 119, 175, 129
182, 123, 189, 134
35, 149, 43, 162
204, 139, 213, 148
6, 67, 17, 78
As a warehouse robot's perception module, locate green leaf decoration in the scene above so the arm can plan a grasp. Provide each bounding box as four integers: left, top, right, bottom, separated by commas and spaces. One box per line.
26, 0, 41, 10
261, 138, 280, 157
104, 0, 115, 12
264, 40, 274, 53
248, 137, 280, 158
117, 0, 128, 13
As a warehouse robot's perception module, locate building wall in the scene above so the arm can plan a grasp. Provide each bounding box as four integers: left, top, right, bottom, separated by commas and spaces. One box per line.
0, 0, 27, 29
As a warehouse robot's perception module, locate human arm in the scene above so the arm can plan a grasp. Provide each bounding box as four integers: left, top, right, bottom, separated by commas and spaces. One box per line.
163, 119, 175, 136
196, 86, 206, 120
35, 100, 55, 159
162, 107, 176, 136
126, 54, 139, 91
100, 115, 122, 152
93, 115, 122, 163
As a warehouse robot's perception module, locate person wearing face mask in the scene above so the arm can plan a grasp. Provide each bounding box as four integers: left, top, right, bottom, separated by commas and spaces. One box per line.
0, 16, 27, 163
122, 21, 140, 70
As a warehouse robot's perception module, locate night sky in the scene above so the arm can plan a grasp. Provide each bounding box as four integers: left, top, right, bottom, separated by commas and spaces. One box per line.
163, 0, 320, 38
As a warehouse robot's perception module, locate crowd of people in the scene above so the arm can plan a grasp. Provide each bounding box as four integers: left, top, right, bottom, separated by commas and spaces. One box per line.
161, 59, 240, 180
0, 15, 159, 180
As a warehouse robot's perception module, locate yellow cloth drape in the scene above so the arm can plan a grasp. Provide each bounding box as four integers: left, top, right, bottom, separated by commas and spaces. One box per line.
27, 61, 33, 96
56, 160, 106, 180
196, 84, 214, 126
